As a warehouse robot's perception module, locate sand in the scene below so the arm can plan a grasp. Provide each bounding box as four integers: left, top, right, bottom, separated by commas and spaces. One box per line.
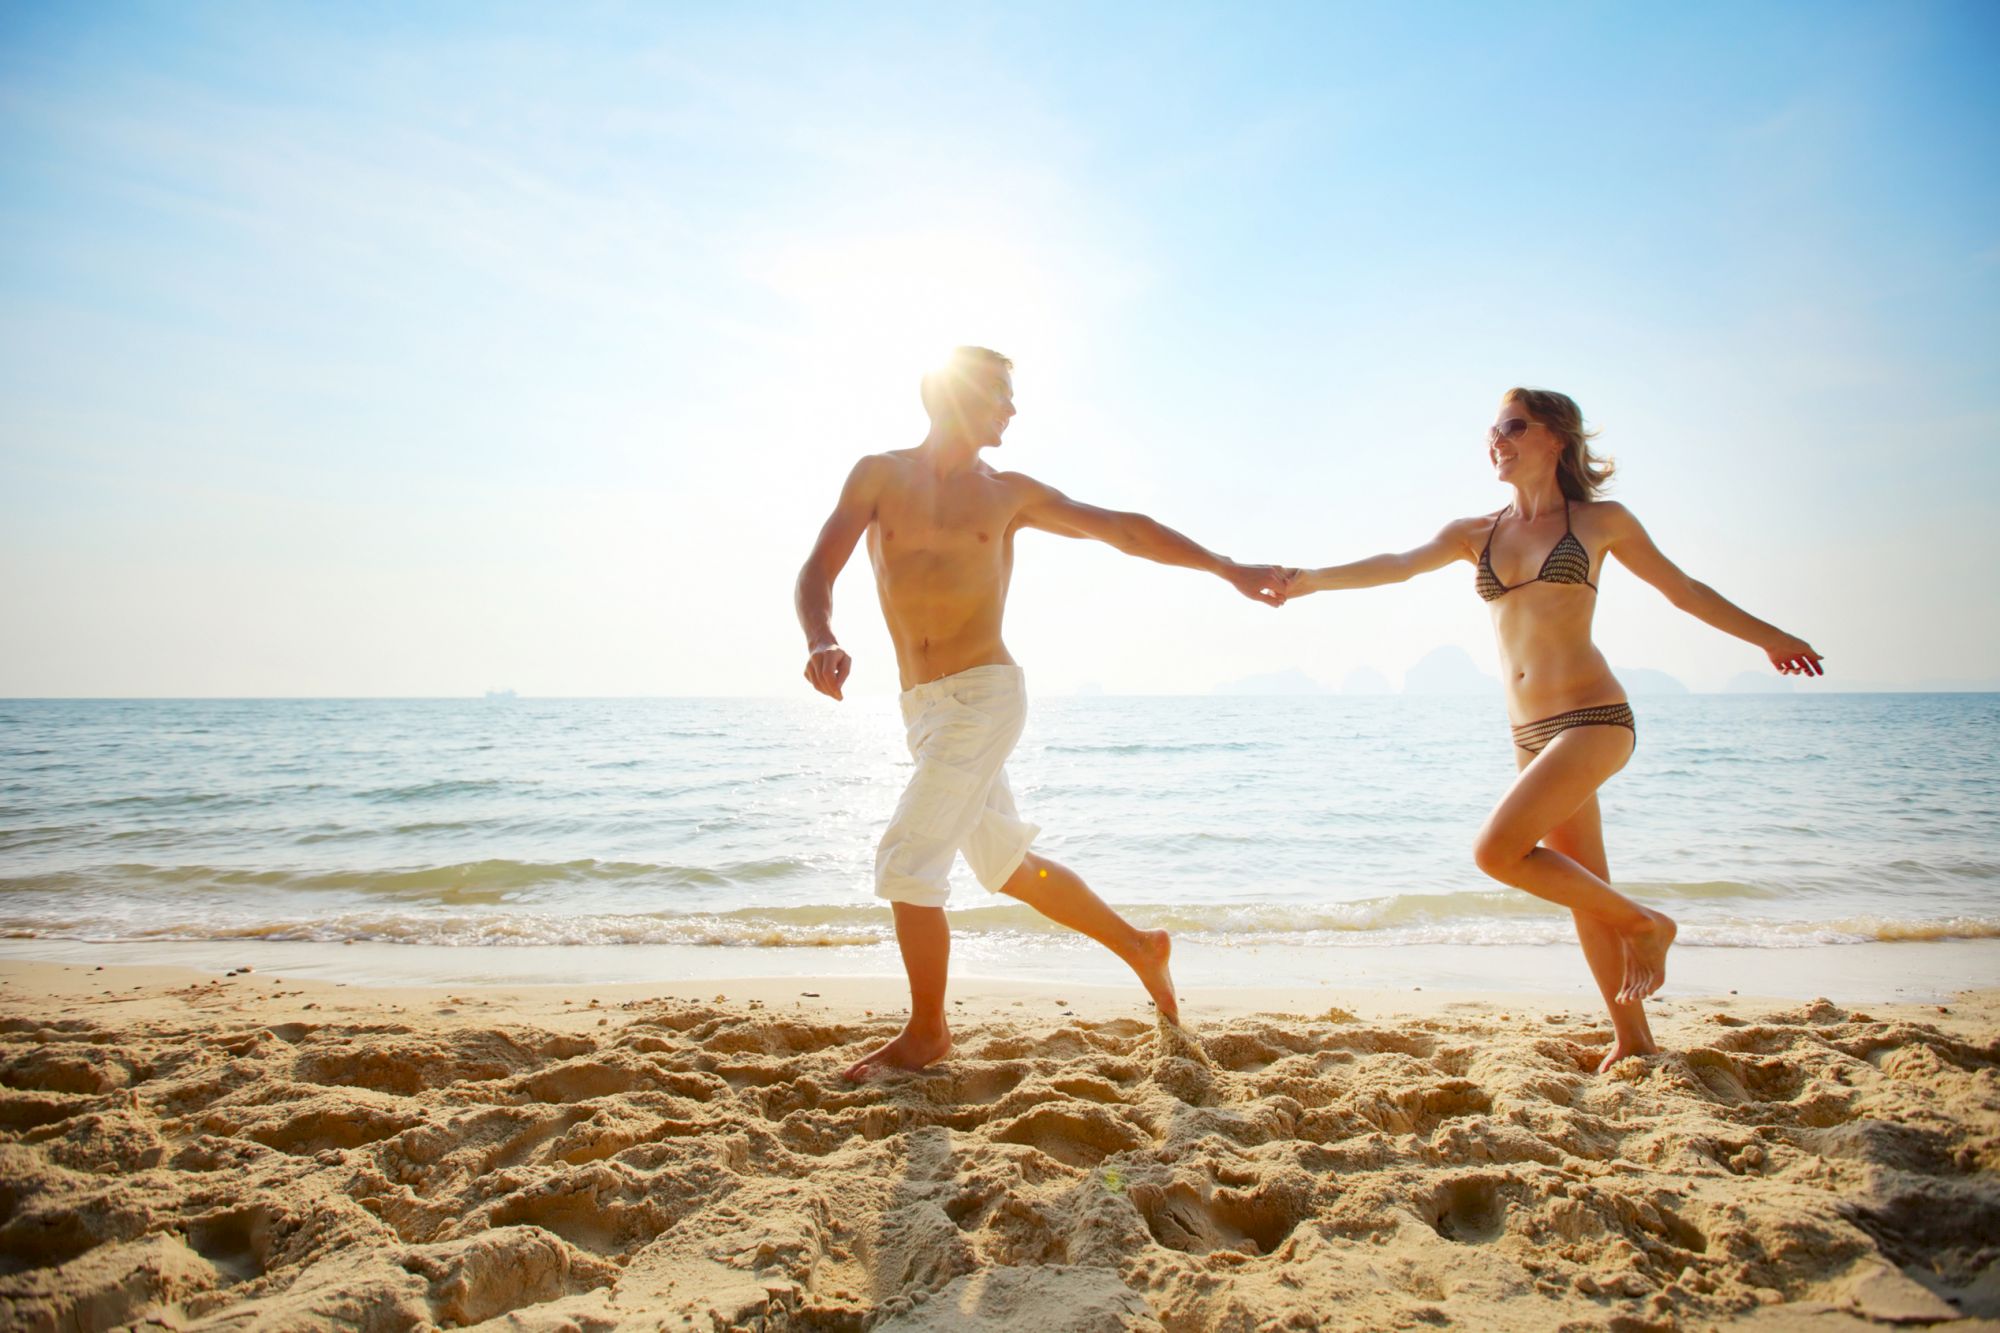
0, 961, 1995, 1332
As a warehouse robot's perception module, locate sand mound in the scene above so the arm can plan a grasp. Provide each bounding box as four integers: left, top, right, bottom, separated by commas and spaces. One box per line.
1, 986, 1995, 1330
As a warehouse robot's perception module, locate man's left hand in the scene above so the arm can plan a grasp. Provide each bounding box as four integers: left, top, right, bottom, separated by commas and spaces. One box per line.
1224, 562, 1291, 607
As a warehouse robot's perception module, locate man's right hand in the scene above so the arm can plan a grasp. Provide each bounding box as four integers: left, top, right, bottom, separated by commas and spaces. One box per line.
805, 645, 853, 700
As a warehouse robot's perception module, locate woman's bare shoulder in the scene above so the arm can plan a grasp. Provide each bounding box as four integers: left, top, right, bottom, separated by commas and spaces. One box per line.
1575, 498, 1638, 531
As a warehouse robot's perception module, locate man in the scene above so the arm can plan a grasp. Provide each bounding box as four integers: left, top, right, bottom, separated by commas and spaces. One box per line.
795, 346, 1289, 1080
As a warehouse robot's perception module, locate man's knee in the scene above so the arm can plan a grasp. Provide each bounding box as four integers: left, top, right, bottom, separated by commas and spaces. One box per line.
996, 853, 1045, 898
874, 865, 952, 908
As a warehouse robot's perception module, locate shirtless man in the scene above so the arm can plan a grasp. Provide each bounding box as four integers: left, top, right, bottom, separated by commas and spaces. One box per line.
795, 346, 1290, 1081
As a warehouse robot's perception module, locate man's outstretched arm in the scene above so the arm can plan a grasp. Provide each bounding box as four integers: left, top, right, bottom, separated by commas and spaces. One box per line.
1012, 477, 1288, 606
795, 458, 882, 699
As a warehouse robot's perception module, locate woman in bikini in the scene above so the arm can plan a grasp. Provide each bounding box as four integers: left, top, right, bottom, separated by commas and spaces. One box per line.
1284, 388, 1823, 1070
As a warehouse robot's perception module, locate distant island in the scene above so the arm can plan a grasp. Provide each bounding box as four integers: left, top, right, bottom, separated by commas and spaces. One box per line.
1213, 648, 1695, 696
1209, 668, 1332, 696
1203, 649, 1999, 698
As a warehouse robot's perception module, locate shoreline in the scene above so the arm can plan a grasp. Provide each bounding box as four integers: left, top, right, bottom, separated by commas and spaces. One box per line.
3, 935, 1996, 1005
0, 948, 1992, 1040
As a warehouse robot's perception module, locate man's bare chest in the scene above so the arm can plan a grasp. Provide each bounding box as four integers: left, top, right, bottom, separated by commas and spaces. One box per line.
870, 483, 1016, 558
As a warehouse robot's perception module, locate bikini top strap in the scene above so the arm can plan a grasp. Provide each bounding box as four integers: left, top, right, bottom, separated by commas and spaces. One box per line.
1562, 497, 1572, 532
1480, 506, 1507, 558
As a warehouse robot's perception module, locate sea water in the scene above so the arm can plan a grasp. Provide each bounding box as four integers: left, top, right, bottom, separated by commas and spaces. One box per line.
3, 695, 1995, 982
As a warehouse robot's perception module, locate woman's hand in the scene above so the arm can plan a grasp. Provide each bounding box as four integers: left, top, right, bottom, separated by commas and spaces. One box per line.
1222, 562, 1291, 606
1764, 634, 1824, 677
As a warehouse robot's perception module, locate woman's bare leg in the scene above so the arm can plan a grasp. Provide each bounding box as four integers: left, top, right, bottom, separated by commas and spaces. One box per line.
999, 852, 1179, 1023
1473, 726, 1675, 1002
842, 903, 953, 1081
1539, 789, 1657, 1070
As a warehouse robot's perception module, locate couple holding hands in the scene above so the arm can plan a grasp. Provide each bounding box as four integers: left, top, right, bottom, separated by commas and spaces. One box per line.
796, 346, 1823, 1081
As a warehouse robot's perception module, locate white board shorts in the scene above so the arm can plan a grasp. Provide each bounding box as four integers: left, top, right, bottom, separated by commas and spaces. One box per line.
874, 664, 1040, 908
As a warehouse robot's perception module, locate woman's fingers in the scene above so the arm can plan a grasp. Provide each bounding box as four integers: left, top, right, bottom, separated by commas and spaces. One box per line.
1771, 646, 1826, 677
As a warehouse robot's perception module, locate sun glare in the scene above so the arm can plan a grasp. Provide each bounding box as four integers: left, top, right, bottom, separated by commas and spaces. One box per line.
757, 228, 1074, 404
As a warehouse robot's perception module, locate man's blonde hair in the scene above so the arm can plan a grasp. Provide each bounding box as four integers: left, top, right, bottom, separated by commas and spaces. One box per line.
920, 346, 1013, 420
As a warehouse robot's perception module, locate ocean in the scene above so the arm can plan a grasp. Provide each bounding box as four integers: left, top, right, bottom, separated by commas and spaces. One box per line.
3, 693, 1996, 991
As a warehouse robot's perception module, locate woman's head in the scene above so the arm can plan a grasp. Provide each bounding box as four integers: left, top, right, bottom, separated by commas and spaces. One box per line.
1489, 388, 1614, 500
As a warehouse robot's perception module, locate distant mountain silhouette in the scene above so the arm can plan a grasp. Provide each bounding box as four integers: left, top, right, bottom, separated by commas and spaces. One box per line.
1402, 645, 1498, 695
1200, 655, 1830, 698
1212, 668, 1331, 696
1615, 667, 1689, 695
1339, 666, 1394, 695
1725, 670, 1794, 694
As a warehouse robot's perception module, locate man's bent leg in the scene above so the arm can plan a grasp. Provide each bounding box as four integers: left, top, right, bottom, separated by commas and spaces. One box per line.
857, 668, 1030, 1081
842, 903, 953, 1081
999, 853, 1179, 1024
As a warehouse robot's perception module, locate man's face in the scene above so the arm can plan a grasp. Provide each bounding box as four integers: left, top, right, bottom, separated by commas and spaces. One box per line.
978, 370, 1016, 449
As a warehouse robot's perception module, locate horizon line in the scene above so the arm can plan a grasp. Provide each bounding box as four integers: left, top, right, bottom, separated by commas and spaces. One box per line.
2, 690, 1995, 703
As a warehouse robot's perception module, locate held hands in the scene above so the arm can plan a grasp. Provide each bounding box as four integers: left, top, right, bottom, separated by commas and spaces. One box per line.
804, 645, 853, 700
1224, 562, 1298, 607
1765, 634, 1825, 678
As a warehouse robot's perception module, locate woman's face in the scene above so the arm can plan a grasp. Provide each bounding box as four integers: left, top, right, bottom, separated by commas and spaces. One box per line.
1488, 402, 1560, 482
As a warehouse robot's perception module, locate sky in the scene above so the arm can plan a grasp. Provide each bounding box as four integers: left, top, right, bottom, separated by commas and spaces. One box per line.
2, 1, 1996, 697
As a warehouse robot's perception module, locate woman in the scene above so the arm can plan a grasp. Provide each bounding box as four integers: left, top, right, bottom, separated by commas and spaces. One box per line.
1284, 389, 1823, 1070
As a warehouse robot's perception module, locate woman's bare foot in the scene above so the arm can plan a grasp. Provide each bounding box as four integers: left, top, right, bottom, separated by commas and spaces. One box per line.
1616, 909, 1677, 1003
1130, 929, 1180, 1025
842, 1021, 951, 1083
1596, 1035, 1660, 1074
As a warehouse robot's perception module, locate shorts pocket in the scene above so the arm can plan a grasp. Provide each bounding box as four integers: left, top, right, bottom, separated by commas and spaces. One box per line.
892, 759, 986, 842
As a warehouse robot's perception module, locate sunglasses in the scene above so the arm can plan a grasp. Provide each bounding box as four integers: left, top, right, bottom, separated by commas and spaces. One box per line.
1487, 417, 1536, 443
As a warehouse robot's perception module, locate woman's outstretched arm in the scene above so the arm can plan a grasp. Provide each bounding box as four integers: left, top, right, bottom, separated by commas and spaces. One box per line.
1287, 518, 1480, 595
1600, 502, 1825, 676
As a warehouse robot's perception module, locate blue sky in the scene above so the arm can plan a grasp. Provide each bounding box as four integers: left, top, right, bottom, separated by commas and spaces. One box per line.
3, 2, 1996, 695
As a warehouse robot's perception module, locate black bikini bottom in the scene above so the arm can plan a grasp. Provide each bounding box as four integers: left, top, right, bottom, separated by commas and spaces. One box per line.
1512, 703, 1636, 755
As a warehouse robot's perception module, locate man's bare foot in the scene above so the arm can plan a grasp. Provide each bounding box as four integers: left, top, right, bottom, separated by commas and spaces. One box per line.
1596, 1035, 1660, 1074
1131, 928, 1179, 1025
1616, 909, 1677, 1003
842, 1022, 951, 1082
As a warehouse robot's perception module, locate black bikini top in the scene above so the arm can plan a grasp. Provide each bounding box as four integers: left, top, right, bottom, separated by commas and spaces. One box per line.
1476, 500, 1596, 601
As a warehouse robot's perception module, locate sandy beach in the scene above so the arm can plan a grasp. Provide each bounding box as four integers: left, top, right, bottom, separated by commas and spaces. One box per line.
1, 960, 1995, 1331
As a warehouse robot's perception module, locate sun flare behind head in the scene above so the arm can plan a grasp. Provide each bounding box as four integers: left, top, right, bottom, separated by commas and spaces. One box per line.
755, 227, 1078, 427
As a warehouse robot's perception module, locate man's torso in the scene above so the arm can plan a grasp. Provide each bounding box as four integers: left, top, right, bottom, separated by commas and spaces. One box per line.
864, 451, 1027, 690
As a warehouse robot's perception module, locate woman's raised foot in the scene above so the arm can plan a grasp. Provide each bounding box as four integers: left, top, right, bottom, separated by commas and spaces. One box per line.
1616, 910, 1677, 1003
1131, 928, 1180, 1025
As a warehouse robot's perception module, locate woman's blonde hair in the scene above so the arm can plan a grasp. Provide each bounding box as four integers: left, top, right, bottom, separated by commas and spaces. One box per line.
1506, 387, 1614, 500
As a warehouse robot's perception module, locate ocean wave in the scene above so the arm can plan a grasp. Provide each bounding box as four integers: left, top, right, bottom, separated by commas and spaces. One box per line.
0, 826, 75, 852
358, 779, 511, 803
5, 900, 1997, 951
1043, 741, 1276, 756
0, 856, 819, 900
86, 792, 255, 811
1882, 856, 2000, 881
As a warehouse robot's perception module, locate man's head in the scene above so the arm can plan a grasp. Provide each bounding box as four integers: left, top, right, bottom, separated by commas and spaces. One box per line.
920, 346, 1015, 449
